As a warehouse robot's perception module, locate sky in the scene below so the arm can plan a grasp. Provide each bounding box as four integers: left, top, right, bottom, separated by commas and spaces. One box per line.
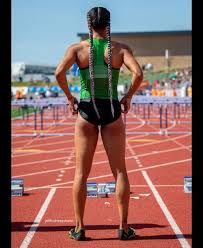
12, 0, 192, 66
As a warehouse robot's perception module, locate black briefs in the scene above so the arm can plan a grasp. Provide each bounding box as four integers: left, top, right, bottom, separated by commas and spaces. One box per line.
78, 99, 121, 126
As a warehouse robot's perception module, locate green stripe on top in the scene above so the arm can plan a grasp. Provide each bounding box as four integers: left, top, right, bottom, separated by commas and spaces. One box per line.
79, 38, 120, 100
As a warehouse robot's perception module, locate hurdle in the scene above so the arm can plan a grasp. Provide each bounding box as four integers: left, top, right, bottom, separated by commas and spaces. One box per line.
11, 96, 192, 137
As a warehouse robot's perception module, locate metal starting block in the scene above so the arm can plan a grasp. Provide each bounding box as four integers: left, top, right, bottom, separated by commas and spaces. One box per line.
11, 178, 24, 196
87, 182, 116, 198
105, 182, 116, 194
87, 182, 98, 197
184, 176, 192, 193
97, 183, 108, 198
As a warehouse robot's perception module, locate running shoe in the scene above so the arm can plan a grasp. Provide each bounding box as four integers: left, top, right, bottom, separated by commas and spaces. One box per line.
118, 227, 136, 240
68, 227, 86, 241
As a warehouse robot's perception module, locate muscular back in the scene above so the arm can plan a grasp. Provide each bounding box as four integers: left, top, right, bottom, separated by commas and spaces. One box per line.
55, 37, 143, 102
74, 40, 129, 69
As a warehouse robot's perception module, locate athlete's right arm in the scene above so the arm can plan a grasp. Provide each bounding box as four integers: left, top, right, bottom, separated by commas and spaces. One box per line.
55, 44, 78, 114
55, 44, 78, 100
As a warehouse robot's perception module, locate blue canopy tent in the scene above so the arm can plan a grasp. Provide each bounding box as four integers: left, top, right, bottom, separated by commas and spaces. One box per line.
36, 86, 46, 93
50, 86, 60, 93
73, 85, 81, 93
28, 86, 37, 93
59, 87, 64, 93
69, 85, 75, 92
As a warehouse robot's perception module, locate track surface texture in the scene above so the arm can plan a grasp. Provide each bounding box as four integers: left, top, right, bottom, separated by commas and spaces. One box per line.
12, 106, 192, 248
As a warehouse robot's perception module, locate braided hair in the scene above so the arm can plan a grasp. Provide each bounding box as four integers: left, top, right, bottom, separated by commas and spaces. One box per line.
87, 7, 114, 118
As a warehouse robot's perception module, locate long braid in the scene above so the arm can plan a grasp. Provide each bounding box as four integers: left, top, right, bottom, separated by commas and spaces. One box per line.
87, 13, 100, 119
106, 24, 114, 118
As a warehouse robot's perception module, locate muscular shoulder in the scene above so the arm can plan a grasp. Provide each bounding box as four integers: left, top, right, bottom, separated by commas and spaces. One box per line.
66, 40, 89, 53
111, 41, 133, 54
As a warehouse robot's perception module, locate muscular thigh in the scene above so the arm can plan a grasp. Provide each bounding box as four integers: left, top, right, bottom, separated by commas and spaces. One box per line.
74, 113, 99, 175
100, 115, 126, 173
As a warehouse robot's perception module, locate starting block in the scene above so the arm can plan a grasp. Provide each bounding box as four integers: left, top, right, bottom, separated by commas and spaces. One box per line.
184, 176, 192, 193
87, 182, 116, 198
97, 183, 108, 198
87, 182, 98, 197
11, 178, 24, 196
105, 182, 116, 194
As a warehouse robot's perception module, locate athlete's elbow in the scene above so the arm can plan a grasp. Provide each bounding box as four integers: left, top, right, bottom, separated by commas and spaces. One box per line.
134, 70, 143, 82
55, 67, 66, 80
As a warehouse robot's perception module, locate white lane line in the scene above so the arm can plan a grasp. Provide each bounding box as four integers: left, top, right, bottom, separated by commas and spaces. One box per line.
125, 123, 191, 248
142, 170, 191, 248
13, 166, 74, 178
24, 184, 184, 191
13, 156, 70, 167
13, 156, 191, 178
13, 144, 190, 168
19, 188, 56, 248
141, 116, 191, 152
23, 158, 191, 191
12, 138, 191, 168
12, 147, 72, 157
137, 146, 191, 158
56, 178, 61, 182
128, 133, 190, 148
131, 196, 140, 200
12, 117, 67, 152
15, 138, 74, 149
139, 193, 150, 196
12, 134, 63, 145
170, 138, 192, 152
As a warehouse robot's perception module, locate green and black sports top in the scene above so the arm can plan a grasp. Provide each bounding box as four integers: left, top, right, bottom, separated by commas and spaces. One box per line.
79, 38, 120, 100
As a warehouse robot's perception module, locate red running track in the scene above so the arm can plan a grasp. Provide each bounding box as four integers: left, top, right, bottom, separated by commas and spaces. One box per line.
12, 110, 192, 248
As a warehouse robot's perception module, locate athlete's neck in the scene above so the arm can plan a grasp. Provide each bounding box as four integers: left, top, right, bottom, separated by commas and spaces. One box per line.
92, 29, 107, 39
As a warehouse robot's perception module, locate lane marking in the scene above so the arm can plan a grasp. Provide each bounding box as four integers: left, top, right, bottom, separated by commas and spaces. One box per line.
19, 188, 56, 248
13, 156, 191, 178
128, 133, 190, 148
137, 146, 192, 158
13, 156, 70, 167
24, 184, 184, 191
22, 158, 191, 190
13, 149, 45, 154
12, 123, 146, 151
126, 122, 191, 248
12, 117, 67, 152
12, 141, 191, 168
131, 196, 140, 200
12, 144, 191, 169
170, 138, 192, 152
13, 166, 74, 178
128, 139, 159, 142
142, 170, 191, 248
12, 147, 73, 157
139, 193, 151, 196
